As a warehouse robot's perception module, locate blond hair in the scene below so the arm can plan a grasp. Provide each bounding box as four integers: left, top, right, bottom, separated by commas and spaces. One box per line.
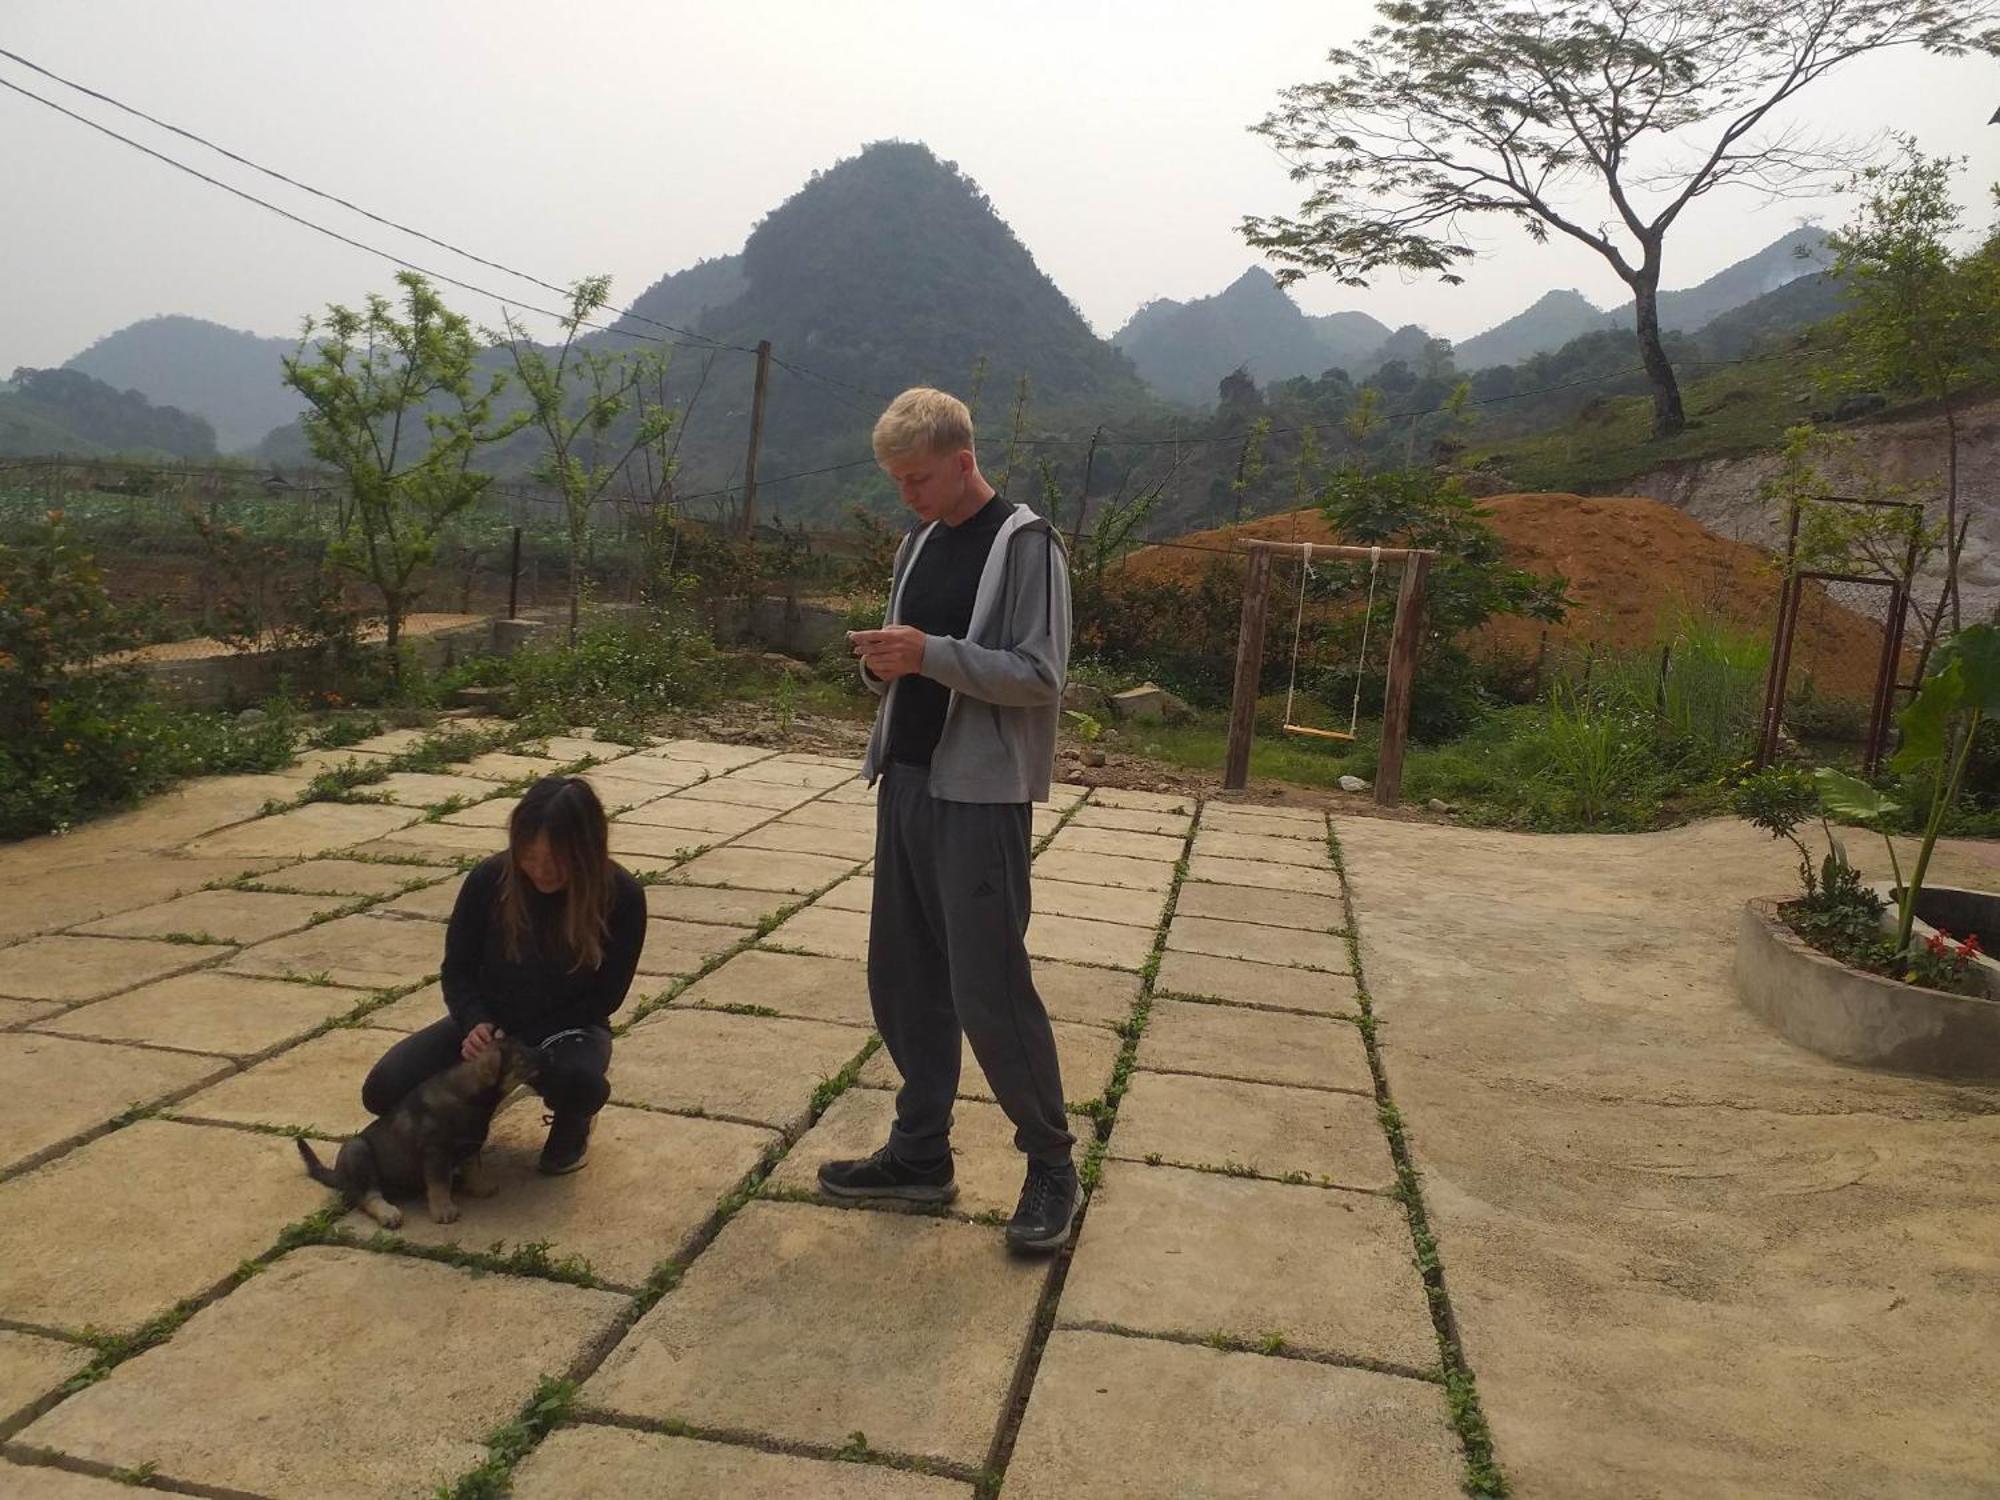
872, 387, 975, 465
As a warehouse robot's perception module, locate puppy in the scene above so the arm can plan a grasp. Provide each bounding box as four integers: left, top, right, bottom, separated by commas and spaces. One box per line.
296, 1035, 543, 1228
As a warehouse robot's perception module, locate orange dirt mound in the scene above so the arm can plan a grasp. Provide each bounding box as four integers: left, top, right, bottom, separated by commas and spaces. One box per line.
1122, 493, 1894, 700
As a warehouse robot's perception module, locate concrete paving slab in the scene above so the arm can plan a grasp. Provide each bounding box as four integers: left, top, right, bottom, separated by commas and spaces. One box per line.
0, 1119, 330, 1332
1030, 806, 1063, 839
247, 858, 444, 898
1004, 1330, 1460, 1499
1195, 830, 1336, 868
581, 773, 685, 811
0, 934, 219, 1003
607, 821, 715, 863
1026, 912, 1155, 970
340, 1101, 775, 1287
669, 775, 811, 809
1112, 1071, 1393, 1189
582, 1201, 1046, 1467
370, 771, 502, 808
614, 1009, 869, 1130
1166, 913, 1350, 970
1045, 825, 1184, 863
172, 1026, 397, 1137
366, 981, 447, 1033
0, 1467, 153, 1499
344, 728, 431, 755
0, 1329, 90, 1429
633, 916, 745, 978
223, 911, 440, 988
1155, 951, 1360, 1015
1062, 1160, 1435, 1368
726, 759, 855, 788
1068, 804, 1193, 837
1186, 853, 1341, 898
770, 1088, 1048, 1221
360, 819, 507, 857
1034, 961, 1141, 1029
71, 888, 328, 946
818, 874, 873, 912
617, 796, 771, 835
1031, 849, 1174, 892
437, 795, 521, 827
1142, 999, 1373, 1094
1201, 805, 1327, 839
182, 801, 420, 860
760, 906, 871, 965
737, 820, 876, 861
0, 1034, 225, 1173
680, 952, 868, 1032
269, 746, 391, 781
669, 847, 857, 893
775, 800, 879, 833
457, 750, 566, 781
860, 1020, 1122, 1107
530, 735, 625, 764
374, 878, 463, 921
0, 850, 284, 948
1203, 799, 1324, 824
18, 1245, 625, 1500
511, 1425, 972, 1500
639, 739, 773, 769
642, 884, 781, 928
1031, 878, 1166, 928
32, 971, 368, 1059
0, 998, 61, 1026
1087, 787, 1192, 813
822, 777, 881, 804
1175, 881, 1346, 931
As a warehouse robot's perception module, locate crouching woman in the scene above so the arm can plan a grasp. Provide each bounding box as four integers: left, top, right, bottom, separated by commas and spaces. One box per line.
361, 776, 647, 1175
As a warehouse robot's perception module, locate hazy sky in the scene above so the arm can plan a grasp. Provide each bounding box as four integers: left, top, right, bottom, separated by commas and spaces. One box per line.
4, 1, 1995, 372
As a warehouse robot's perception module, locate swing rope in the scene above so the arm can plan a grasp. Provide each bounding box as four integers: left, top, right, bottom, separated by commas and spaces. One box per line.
1282, 543, 1382, 742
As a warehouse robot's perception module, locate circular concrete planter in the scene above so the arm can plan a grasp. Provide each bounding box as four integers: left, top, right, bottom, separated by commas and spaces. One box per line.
1735, 897, 2000, 1079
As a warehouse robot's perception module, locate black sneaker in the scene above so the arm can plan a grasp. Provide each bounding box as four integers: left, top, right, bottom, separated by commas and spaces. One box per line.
538, 1112, 592, 1176
816, 1144, 958, 1203
1006, 1161, 1080, 1252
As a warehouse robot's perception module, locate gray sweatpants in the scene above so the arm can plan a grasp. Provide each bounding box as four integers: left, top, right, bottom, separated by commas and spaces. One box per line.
870, 762, 1074, 1169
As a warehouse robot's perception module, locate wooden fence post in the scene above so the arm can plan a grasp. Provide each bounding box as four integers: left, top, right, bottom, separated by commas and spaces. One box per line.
1374, 552, 1431, 808
1223, 546, 1274, 790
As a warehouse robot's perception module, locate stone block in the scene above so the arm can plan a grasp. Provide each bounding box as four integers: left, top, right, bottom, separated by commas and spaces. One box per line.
244, 859, 442, 898
457, 750, 566, 781
634, 918, 746, 978
1026, 913, 1155, 970
670, 847, 858, 894
375, 879, 463, 921
614, 1010, 870, 1130
1046, 825, 1184, 863
1155, 951, 1362, 1016
1088, 786, 1192, 813
342, 1101, 775, 1288
1069, 804, 1192, 837
0, 935, 218, 1003
1186, 854, 1341, 898
582, 1202, 1047, 1467
1034, 961, 1141, 1029
1195, 830, 1335, 869
19, 1245, 625, 1500
366, 981, 446, 1033
0, 1329, 91, 1429
774, 800, 878, 833
182, 801, 420, 860
860, 1020, 1122, 1108
223, 911, 441, 989
728, 759, 855, 788
370, 771, 502, 808
511, 1425, 972, 1500
73, 888, 328, 946
1112, 1072, 1393, 1189
0, 1120, 330, 1332
1109, 682, 1191, 724
760, 907, 872, 965
33, 972, 368, 1059
1174, 881, 1346, 931
1200, 805, 1326, 839
639, 739, 773, 769
643, 884, 781, 928
817, 875, 874, 912
362, 820, 506, 858
738, 820, 876, 861
1031, 878, 1166, 929
1003, 1330, 1460, 1498
1032, 850, 1173, 893
608, 821, 715, 863
1167, 913, 1350, 970
1061, 1159, 1437, 1369
173, 1026, 398, 1138
617, 796, 771, 835
672, 775, 812, 809
0, 1034, 225, 1174
1142, 999, 1373, 1094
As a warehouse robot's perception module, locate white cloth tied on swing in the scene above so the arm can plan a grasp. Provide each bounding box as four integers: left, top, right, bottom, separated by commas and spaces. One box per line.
1283, 543, 1382, 740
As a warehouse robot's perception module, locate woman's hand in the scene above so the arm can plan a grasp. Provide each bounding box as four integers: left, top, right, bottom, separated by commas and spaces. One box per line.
461, 1022, 501, 1060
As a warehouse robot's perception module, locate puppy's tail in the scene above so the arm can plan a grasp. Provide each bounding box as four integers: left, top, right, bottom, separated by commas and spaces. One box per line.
295, 1136, 343, 1190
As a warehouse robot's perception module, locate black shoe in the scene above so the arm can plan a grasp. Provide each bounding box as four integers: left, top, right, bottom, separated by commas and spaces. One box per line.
1006, 1161, 1080, 1252
816, 1144, 958, 1203
538, 1112, 592, 1175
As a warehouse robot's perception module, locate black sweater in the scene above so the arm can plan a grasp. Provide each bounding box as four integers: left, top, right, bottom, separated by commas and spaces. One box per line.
439, 853, 648, 1041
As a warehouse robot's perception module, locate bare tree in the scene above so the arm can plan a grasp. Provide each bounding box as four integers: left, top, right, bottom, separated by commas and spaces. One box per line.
1243, 0, 2000, 437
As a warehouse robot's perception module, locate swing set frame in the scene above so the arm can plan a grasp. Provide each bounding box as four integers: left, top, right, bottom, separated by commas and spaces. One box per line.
1223, 539, 1436, 806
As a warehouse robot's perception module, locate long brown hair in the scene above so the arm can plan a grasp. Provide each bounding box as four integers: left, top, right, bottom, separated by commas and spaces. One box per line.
498, 777, 614, 972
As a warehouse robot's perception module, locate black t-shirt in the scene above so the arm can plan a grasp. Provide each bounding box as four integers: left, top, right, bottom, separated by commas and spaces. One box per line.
888, 496, 1015, 766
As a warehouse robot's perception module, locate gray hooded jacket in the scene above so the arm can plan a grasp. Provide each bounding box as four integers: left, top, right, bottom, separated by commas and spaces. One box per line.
859, 505, 1071, 804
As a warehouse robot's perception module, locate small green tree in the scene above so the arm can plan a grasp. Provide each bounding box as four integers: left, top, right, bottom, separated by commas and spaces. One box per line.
501, 276, 678, 643
282, 273, 521, 677
1823, 144, 2000, 637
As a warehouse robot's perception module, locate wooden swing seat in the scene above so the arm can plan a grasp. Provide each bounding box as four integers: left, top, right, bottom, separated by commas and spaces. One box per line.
1282, 723, 1356, 742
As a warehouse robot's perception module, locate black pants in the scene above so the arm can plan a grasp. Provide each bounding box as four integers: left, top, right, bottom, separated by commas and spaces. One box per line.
361, 1019, 613, 1121
870, 762, 1073, 1169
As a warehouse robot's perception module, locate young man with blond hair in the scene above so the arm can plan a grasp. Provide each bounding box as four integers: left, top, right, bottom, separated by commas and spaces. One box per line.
817, 386, 1078, 1251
